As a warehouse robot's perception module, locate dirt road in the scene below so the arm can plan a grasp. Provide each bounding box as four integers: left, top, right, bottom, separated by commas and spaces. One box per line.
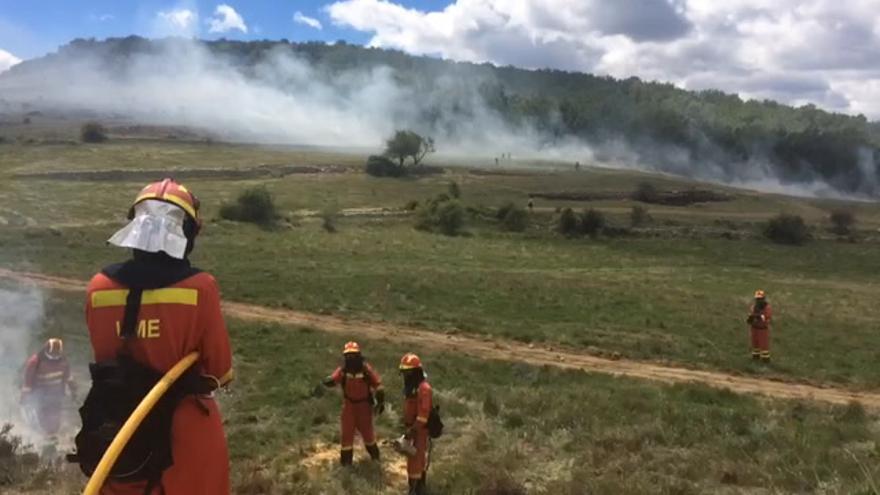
3, 267, 879, 409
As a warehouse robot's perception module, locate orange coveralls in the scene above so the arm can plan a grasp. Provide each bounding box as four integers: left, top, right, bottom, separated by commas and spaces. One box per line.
749, 303, 773, 360
403, 380, 433, 481
85, 271, 233, 495
21, 353, 73, 435
331, 363, 383, 452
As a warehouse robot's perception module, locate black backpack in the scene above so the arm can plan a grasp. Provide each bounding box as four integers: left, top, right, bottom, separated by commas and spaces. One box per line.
427, 405, 444, 439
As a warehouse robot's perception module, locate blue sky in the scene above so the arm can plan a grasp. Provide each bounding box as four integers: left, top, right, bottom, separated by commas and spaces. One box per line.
0, 0, 877, 118
0, 0, 452, 59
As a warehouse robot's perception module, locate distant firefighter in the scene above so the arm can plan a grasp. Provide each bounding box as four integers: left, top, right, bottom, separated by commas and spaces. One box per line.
322, 341, 385, 465
20, 338, 77, 436
746, 290, 773, 361
527, 198, 534, 212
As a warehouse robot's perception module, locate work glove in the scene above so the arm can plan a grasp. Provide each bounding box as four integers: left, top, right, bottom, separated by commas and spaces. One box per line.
374, 389, 386, 415
311, 384, 326, 398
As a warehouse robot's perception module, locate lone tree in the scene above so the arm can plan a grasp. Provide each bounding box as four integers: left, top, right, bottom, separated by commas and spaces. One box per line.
384, 130, 435, 167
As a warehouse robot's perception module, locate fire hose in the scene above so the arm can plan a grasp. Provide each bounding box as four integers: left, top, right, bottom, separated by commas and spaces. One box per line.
82, 352, 199, 495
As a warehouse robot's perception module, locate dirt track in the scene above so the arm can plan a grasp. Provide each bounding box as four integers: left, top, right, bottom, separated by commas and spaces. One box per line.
3, 267, 880, 409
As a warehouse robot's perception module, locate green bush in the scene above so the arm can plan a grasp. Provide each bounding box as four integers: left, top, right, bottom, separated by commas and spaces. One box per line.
365, 154, 406, 177
320, 208, 338, 233
633, 182, 659, 203
416, 194, 465, 236
829, 209, 855, 235
495, 202, 516, 221
580, 208, 606, 237
219, 186, 278, 225
501, 206, 528, 232
80, 122, 107, 143
630, 205, 651, 227
557, 208, 579, 236
448, 181, 462, 199
764, 214, 809, 245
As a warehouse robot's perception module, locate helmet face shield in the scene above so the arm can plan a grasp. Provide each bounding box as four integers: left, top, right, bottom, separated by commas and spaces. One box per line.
44, 338, 63, 360
108, 200, 189, 259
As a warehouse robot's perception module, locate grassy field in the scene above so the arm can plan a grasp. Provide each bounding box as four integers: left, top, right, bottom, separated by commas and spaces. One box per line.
3, 129, 880, 493
5, 290, 880, 494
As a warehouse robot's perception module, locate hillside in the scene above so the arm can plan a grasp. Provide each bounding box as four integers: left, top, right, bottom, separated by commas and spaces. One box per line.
2, 36, 879, 196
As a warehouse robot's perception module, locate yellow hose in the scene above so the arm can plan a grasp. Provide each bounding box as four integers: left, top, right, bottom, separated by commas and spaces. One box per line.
82, 352, 200, 495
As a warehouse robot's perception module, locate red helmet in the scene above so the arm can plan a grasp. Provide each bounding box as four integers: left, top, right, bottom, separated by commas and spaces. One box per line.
43, 338, 63, 360
399, 353, 422, 370
130, 179, 200, 224
343, 341, 361, 354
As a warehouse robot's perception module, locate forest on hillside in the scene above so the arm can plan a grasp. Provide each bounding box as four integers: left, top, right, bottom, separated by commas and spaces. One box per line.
4, 36, 879, 195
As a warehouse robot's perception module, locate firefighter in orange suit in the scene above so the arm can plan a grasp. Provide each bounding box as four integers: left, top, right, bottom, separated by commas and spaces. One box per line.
322, 341, 385, 465
20, 338, 77, 436
747, 290, 773, 362
400, 353, 432, 495
85, 179, 233, 494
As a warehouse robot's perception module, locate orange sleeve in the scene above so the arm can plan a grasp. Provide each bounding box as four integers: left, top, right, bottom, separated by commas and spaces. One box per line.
416, 383, 433, 424
331, 367, 344, 384
198, 275, 234, 386
22, 355, 38, 391
366, 363, 383, 390
764, 305, 773, 322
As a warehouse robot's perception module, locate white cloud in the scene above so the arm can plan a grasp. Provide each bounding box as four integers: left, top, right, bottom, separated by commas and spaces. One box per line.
209, 4, 248, 34
294, 11, 323, 30
91, 14, 115, 22
156, 8, 198, 34
326, 0, 880, 118
0, 48, 21, 73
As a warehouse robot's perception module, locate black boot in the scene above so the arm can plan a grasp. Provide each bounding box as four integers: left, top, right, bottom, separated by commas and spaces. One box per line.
408, 479, 418, 495
366, 444, 380, 461
340, 449, 353, 466
415, 475, 427, 495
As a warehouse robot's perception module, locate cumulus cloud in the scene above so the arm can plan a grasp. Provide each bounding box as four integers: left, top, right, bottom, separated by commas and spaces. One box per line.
0, 48, 21, 73
294, 11, 323, 30
327, 0, 880, 118
209, 4, 248, 34
156, 8, 198, 34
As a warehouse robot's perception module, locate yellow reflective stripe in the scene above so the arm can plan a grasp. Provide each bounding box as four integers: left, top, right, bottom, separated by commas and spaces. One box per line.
218, 368, 235, 386
36, 371, 64, 379
92, 288, 198, 308
416, 416, 428, 423
345, 373, 365, 379
408, 472, 423, 480
136, 193, 197, 219
341, 445, 354, 451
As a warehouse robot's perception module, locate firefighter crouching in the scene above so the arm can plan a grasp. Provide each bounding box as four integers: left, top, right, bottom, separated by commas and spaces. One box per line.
20, 338, 77, 437
399, 353, 433, 495
747, 290, 773, 362
322, 341, 385, 465
75, 179, 234, 494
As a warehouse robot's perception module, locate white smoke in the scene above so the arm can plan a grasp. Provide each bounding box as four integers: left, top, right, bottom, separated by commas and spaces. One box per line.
0, 37, 875, 199
0, 285, 46, 443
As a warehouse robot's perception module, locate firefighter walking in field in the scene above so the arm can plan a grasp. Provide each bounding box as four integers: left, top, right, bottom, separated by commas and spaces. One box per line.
399, 353, 433, 495
20, 338, 77, 437
322, 341, 385, 465
747, 290, 773, 362
79, 179, 234, 494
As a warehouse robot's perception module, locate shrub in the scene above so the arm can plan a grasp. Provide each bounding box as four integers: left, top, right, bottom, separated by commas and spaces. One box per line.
580, 208, 606, 237
829, 209, 855, 235
633, 182, 659, 203
219, 186, 278, 225
448, 181, 462, 199
80, 122, 108, 143
764, 214, 809, 245
478, 471, 527, 495
496, 202, 516, 221
630, 205, 651, 227
0, 424, 41, 486
22, 117, 31, 125
416, 194, 465, 236
557, 208, 579, 236
320, 208, 338, 233
404, 199, 419, 211
365, 154, 405, 177
501, 206, 528, 232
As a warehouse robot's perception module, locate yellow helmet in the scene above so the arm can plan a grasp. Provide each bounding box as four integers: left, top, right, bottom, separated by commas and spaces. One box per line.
754, 290, 766, 299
